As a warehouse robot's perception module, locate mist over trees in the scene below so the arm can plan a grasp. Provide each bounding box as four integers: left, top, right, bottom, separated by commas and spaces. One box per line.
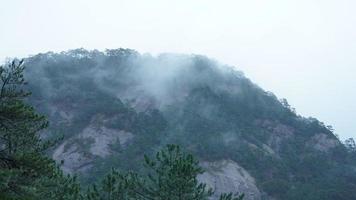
0, 59, 243, 199
0, 60, 80, 199
1, 49, 356, 200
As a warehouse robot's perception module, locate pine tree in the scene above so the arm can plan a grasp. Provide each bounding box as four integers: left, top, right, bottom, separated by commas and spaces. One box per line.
86, 144, 244, 200
0, 59, 81, 200
218, 193, 245, 200
140, 144, 213, 200
85, 168, 135, 200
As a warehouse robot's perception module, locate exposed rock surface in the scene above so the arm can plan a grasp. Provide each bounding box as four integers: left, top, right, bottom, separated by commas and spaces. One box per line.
25, 49, 355, 200
307, 133, 340, 152
52, 119, 133, 174
199, 160, 261, 200
78, 125, 133, 157
52, 141, 92, 174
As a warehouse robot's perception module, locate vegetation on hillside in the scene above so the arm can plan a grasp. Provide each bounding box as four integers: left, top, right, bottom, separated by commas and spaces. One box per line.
0, 60, 80, 199
2, 48, 356, 199
0, 59, 242, 199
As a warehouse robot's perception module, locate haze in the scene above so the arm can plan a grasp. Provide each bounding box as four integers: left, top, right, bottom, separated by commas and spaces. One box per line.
1, 0, 355, 140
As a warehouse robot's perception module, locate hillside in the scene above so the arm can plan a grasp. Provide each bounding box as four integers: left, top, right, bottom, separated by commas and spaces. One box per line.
24, 48, 356, 200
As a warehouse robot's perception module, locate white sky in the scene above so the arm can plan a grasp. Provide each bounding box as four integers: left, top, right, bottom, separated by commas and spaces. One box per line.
1, 0, 355, 140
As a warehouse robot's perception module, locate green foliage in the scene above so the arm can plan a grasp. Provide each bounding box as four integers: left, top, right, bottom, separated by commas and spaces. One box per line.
0, 60, 80, 200
85, 144, 242, 200
218, 193, 244, 200
1, 57, 243, 200
85, 169, 134, 200
139, 144, 213, 200
21, 49, 356, 200
34, 167, 82, 200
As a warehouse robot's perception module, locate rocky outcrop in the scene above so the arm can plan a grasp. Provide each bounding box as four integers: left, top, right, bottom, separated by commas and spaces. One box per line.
78, 125, 133, 157
52, 120, 133, 174
53, 141, 93, 174
26, 49, 355, 200
199, 160, 261, 200
255, 119, 294, 157
307, 133, 340, 152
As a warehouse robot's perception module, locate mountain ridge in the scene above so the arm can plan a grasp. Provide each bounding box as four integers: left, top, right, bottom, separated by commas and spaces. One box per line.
23, 48, 356, 200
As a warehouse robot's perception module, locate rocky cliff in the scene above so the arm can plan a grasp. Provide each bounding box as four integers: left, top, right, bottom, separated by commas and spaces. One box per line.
24, 49, 356, 200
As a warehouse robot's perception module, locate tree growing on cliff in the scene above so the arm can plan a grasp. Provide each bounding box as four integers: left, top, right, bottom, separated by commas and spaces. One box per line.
85, 144, 243, 200
0, 59, 243, 200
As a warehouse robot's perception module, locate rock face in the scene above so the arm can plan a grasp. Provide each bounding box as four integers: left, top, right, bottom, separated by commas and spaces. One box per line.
52, 140, 93, 174
78, 125, 133, 157
52, 117, 133, 174
25, 49, 356, 200
257, 120, 295, 156
307, 133, 340, 152
199, 160, 261, 200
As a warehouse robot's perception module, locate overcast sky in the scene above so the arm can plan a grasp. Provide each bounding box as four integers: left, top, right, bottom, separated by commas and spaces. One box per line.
1, 0, 355, 140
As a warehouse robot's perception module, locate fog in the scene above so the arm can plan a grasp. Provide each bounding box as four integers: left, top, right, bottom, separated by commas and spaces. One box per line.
25, 49, 244, 112
1, 0, 355, 139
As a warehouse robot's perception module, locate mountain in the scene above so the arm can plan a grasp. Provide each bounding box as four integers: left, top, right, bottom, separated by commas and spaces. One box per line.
24, 48, 356, 200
